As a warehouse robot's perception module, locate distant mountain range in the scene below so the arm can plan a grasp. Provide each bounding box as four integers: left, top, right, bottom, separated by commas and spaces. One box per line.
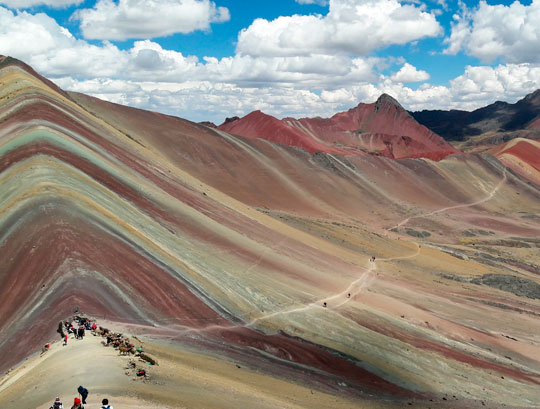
215, 89, 540, 156
411, 89, 540, 144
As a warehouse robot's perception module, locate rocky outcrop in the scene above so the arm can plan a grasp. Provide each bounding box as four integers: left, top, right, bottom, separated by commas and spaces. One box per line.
471, 274, 540, 299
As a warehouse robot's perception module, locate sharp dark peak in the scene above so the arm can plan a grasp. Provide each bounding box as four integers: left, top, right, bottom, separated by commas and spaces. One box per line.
221, 116, 240, 126
375, 93, 404, 111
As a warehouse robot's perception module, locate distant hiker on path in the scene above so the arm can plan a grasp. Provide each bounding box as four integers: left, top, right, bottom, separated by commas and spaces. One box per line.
49, 397, 64, 409
77, 386, 89, 404
71, 397, 84, 409
101, 398, 113, 409
41, 343, 50, 355
57, 321, 65, 339
63, 334, 68, 346
323, 302, 327, 308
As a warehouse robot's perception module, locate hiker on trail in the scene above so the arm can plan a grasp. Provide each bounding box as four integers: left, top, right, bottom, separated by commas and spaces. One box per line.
57, 322, 65, 339
347, 293, 351, 298
77, 385, 89, 404
49, 397, 64, 409
71, 397, 84, 409
323, 302, 327, 308
101, 398, 114, 409
63, 334, 68, 346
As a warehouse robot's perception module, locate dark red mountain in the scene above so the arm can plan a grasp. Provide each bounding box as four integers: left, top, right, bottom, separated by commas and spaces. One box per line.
219, 94, 458, 161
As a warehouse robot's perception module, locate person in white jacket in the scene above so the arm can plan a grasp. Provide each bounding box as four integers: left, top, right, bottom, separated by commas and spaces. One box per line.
101, 398, 113, 409
49, 397, 64, 409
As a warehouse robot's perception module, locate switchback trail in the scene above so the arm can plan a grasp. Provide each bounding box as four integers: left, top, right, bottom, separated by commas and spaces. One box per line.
392, 168, 507, 230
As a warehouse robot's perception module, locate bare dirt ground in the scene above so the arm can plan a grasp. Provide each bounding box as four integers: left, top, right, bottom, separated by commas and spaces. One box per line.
0, 328, 378, 409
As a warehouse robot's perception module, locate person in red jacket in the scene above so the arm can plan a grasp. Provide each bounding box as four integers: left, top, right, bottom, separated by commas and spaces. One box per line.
63, 334, 68, 346
71, 397, 84, 409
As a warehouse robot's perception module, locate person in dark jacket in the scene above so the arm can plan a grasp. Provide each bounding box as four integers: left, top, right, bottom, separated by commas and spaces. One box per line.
77, 386, 88, 404
57, 322, 65, 339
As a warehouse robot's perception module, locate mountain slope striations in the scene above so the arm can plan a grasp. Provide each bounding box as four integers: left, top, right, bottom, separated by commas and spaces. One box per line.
220, 94, 458, 160
1, 56, 540, 409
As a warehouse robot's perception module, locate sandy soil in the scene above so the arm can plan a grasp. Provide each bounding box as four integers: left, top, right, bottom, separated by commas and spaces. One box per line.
0, 330, 374, 409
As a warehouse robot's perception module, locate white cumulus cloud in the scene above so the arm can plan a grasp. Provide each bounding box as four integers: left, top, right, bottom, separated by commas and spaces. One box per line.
0, 6, 377, 88
0, 0, 81, 8
73, 0, 230, 40
2, 4, 540, 125
237, 0, 442, 57
445, 0, 540, 63
391, 63, 429, 82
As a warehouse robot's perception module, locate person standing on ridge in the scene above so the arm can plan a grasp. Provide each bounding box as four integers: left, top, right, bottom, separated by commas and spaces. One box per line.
49, 397, 64, 409
101, 398, 113, 409
71, 397, 84, 409
57, 321, 65, 339
77, 386, 89, 404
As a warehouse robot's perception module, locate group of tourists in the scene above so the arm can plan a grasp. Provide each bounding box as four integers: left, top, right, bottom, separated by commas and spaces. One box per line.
49, 396, 113, 409
56, 316, 98, 346
47, 386, 88, 409
46, 312, 142, 360
43, 314, 135, 408
48, 386, 114, 409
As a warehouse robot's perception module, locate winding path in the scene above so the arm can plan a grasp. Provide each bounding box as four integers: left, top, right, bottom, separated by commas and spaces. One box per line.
153, 165, 508, 337
392, 168, 507, 230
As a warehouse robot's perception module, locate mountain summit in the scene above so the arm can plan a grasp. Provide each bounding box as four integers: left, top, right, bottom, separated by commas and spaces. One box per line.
219, 95, 458, 161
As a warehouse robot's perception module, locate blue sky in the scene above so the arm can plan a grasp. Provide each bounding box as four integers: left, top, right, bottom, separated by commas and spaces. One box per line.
1, 0, 540, 123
